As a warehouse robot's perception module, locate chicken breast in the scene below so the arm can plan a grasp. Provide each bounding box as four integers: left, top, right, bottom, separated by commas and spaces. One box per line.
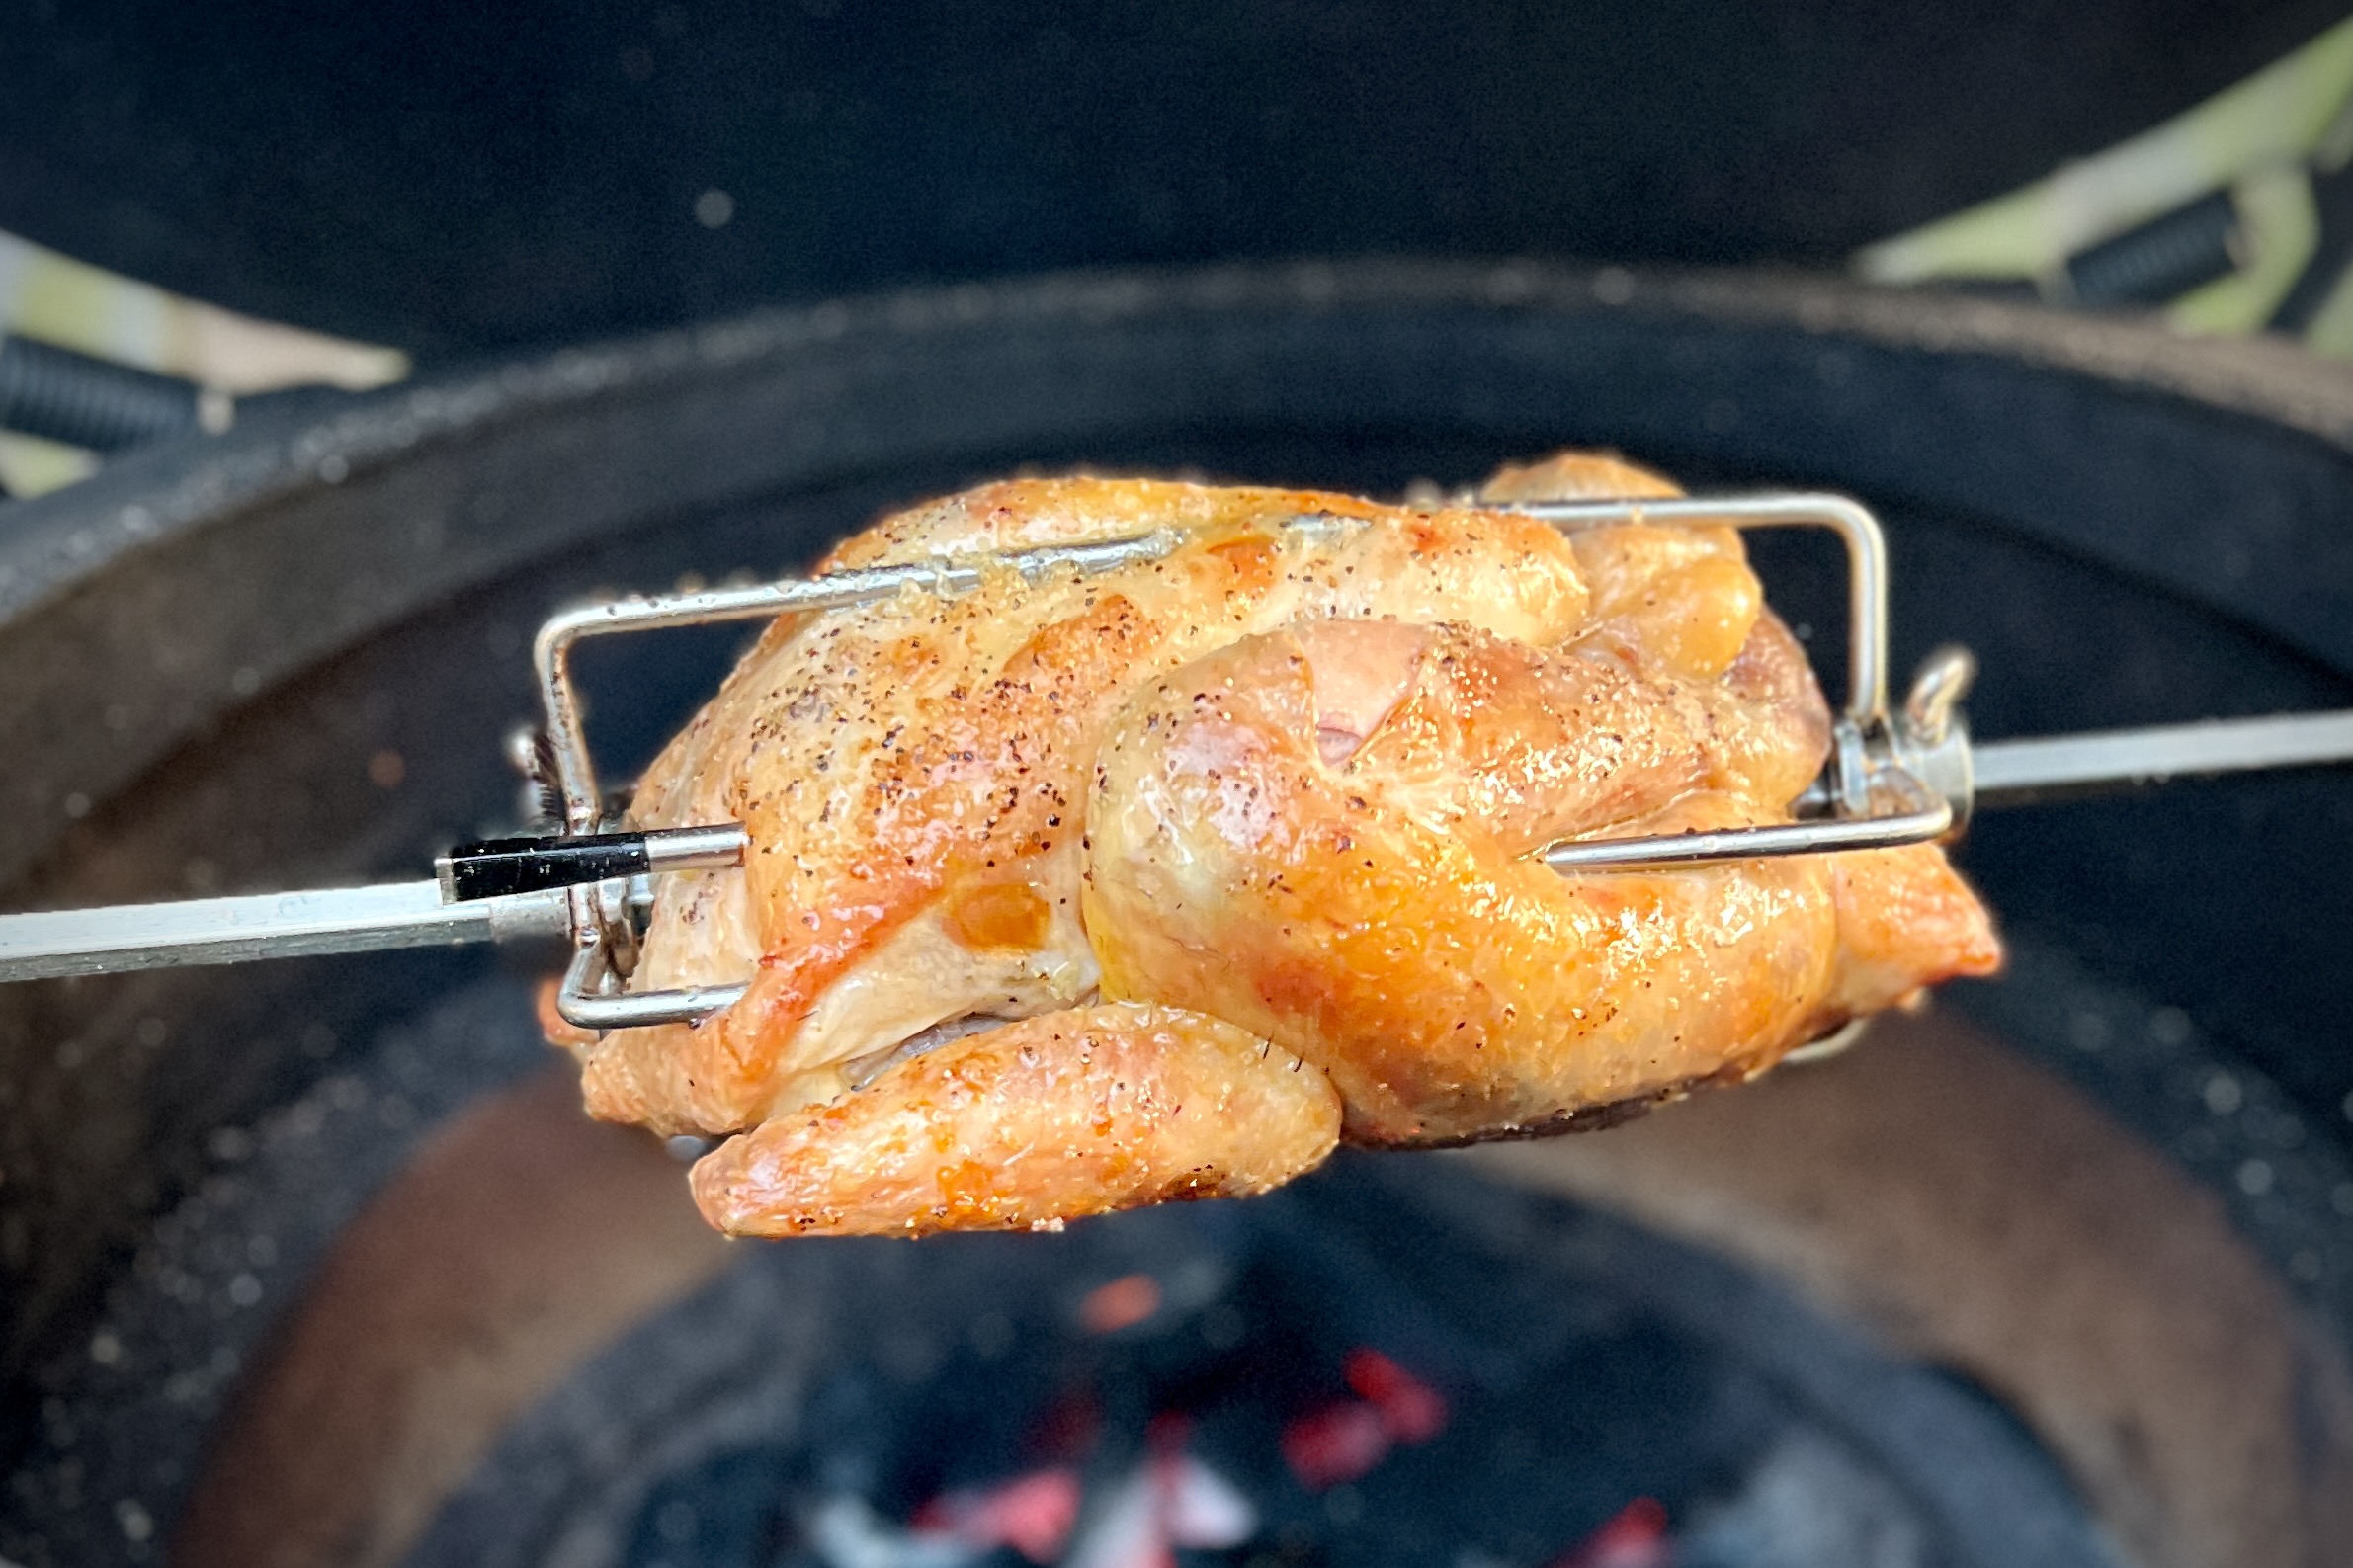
558, 454, 2001, 1236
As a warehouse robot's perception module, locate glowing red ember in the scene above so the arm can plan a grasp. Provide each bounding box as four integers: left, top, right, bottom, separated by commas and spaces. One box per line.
1547, 1496, 1671, 1568
1344, 1348, 1448, 1442
1281, 1347, 1450, 1490
912, 1465, 1082, 1563
1079, 1273, 1164, 1335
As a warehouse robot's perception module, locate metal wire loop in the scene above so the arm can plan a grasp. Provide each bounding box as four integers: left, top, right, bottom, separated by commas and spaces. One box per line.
538, 492, 1951, 1030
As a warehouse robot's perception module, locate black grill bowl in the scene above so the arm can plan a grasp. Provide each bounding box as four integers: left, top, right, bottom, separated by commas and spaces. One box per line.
1, 262, 2350, 1568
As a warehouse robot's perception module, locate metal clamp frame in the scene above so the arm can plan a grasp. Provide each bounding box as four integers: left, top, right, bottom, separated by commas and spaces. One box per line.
1504, 495, 1968, 874
532, 494, 1963, 1031
533, 531, 1190, 1029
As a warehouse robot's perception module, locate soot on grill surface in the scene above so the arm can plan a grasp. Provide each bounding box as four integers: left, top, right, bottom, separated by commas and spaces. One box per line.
407, 1156, 2113, 1568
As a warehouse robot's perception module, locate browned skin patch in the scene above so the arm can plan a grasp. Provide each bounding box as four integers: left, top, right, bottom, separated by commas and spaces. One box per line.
941, 880, 1053, 950
1382, 1063, 1753, 1148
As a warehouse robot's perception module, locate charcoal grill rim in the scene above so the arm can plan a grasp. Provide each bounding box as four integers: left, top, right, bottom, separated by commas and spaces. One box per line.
5, 259, 2353, 1568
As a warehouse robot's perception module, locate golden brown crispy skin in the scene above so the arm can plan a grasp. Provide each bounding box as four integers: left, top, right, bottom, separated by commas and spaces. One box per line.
688, 1003, 1341, 1237
1482, 451, 1762, 682
572, 454, 2001, 1237
1082, 621, 1995, 1144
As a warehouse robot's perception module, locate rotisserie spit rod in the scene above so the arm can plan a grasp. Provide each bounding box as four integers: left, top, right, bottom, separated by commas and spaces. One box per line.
2, 494, 2350, 994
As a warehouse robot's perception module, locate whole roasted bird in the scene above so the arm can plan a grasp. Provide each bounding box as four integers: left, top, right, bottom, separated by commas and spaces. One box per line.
549, 453, 1999, 1236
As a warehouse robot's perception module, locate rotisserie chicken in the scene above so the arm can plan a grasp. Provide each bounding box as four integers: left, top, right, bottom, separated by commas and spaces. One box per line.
549, 453, 2000, 1236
